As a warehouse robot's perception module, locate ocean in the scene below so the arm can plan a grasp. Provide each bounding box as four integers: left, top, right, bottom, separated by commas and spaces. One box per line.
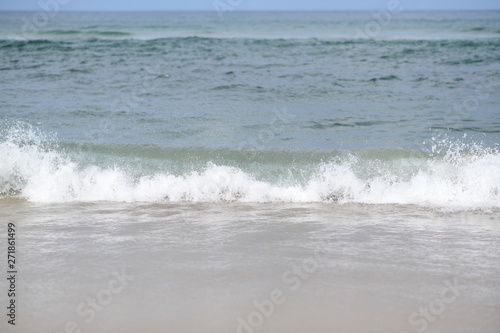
0, 10, 499, 333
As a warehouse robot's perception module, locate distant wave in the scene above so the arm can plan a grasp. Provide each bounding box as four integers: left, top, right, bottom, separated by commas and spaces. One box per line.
4, 27, 500, 42
44, 29, 133, 37
430, 126, 500, 134
3, 30, 134, 41
302, 119, 405, 130
1, 122, 499, 210
2, 36, 499, 46
44, 29, 81, 35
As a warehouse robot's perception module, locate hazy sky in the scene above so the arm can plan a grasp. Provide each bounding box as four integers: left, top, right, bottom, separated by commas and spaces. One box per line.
1, 0, 500, 11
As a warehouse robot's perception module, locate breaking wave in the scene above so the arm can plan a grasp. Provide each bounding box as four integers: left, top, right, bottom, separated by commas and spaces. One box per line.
1, 122, 499, 209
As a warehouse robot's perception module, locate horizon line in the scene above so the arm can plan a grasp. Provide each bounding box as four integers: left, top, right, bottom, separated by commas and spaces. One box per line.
1, 9, 500, 12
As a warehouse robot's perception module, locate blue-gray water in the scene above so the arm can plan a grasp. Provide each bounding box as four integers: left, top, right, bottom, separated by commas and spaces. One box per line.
2, 12, 500, 149
1, 11, 500, 206
1, 11, 500, 333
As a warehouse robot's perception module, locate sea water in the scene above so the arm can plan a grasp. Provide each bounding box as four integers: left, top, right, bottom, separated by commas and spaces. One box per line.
0, 10, 499, 333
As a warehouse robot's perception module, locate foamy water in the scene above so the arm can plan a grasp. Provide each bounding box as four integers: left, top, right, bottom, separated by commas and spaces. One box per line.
1, 123, 499, 209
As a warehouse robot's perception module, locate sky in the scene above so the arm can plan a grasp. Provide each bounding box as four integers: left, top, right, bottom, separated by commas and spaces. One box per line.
1, 0, 500, 11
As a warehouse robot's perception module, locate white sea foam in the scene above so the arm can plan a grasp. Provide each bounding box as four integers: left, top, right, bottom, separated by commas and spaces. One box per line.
1, 123, 499, 209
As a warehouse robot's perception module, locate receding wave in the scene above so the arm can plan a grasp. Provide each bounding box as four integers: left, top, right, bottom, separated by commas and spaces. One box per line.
1, 122, 499, 209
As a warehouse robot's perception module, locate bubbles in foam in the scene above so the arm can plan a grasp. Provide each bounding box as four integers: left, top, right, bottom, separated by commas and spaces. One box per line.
1, 122, 499, 210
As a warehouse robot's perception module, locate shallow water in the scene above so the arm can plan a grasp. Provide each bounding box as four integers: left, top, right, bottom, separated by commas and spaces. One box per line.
1, 202, 499, 332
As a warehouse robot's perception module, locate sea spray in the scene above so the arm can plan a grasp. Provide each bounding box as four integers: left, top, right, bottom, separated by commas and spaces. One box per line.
1, 122, 499, 209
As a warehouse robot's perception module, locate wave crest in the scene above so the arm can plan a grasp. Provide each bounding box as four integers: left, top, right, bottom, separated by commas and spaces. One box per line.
1, 122, 499, 209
